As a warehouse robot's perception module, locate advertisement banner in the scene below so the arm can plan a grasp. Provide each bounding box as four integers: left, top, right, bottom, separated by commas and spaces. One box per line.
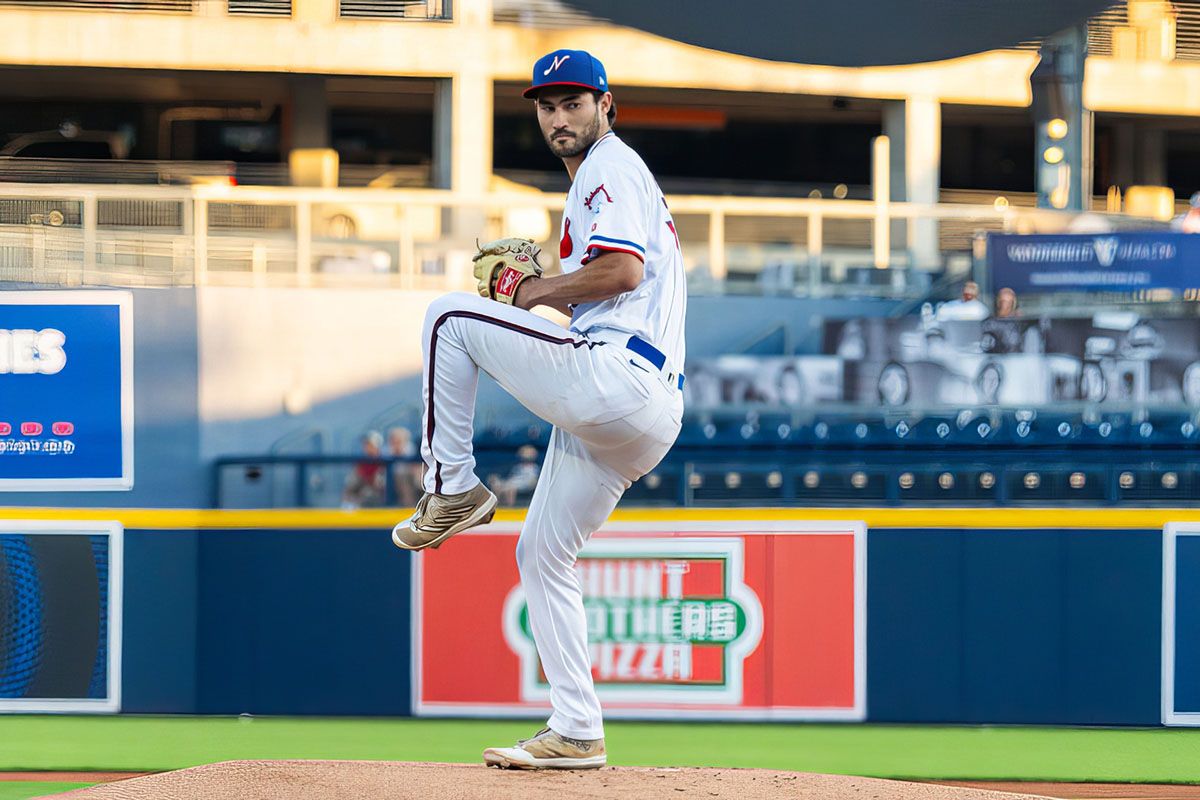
0, 291, 133, 490
988, 232, 1200, 296
0, 521, 123, 713
413, 521, 866, 721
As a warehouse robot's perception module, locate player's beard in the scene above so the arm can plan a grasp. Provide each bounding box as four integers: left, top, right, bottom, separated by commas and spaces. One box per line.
545, 108, 603, 158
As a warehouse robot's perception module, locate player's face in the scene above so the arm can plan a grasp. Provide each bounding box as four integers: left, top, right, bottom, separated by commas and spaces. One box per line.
536, 91, 607, 158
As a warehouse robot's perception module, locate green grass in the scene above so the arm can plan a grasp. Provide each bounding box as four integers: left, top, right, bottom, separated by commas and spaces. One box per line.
0, 784, 91, 800
1, 716, 1199, 784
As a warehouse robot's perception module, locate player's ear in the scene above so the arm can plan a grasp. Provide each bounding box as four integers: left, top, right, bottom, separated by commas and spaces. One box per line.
599, 91, 613, 116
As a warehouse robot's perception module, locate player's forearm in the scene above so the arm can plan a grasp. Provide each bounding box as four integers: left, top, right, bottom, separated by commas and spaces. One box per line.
516, 251, 643, 312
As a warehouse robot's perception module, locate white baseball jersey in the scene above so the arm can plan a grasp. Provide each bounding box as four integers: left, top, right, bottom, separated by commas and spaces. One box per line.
557, 132, 687, 369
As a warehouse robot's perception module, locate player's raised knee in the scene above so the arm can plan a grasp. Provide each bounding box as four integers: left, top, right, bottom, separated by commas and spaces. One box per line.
424, 291, 481, 321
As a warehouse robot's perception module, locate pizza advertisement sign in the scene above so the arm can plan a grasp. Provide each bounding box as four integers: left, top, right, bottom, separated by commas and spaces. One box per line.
412, 521, 866, 721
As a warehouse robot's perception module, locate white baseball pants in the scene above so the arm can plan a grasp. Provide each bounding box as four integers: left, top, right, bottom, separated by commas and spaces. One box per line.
420, 292, 683, 739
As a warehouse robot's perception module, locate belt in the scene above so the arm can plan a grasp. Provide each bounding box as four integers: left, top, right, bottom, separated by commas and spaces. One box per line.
625, 335, 685, 390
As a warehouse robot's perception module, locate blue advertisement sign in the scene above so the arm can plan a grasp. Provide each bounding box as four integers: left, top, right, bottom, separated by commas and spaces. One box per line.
0, 292, 133, 490
1164, 523, 1200, 725
989, 232, 1200, 296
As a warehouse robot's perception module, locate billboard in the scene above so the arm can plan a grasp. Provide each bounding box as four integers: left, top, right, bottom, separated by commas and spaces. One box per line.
0, 291, 133, 490
0, 521, 123, 713
412, 521, 866, 721
988, 232, 1200, 297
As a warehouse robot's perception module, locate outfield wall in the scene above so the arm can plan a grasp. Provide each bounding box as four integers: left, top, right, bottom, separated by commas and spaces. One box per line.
0, 508, 1193, 725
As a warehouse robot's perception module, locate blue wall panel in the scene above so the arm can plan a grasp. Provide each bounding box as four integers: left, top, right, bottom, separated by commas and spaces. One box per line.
1062, 532, 1161, 723
1173, 535, 1200, 714
193, 530, 413, 715
869, 528, 1161, 725
864, 530, 963, 721
121, 531, 199, 712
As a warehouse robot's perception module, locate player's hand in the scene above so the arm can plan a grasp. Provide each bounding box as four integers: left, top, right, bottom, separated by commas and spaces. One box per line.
472, 237, 544, 306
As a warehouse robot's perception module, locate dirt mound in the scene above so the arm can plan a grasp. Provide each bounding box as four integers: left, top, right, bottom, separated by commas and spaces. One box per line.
38, 760, 1057, 800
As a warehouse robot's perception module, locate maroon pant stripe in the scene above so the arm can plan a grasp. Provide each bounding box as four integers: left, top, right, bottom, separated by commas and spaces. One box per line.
425, 309, 596, 494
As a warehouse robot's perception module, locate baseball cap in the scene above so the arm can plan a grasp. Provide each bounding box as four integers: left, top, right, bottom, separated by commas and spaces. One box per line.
523, 49, 608, 99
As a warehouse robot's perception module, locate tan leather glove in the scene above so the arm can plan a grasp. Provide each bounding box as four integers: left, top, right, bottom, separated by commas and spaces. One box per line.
472, 237, 544, 306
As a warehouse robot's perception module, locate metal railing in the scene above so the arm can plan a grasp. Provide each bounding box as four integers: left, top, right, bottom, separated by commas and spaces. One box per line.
339, 0, 449, 19
227, 0, 291, 15
0, 0, 193, 10
0, 180, 1143, 293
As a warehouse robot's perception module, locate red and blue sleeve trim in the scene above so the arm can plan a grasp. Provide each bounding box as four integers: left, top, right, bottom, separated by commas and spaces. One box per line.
587, 234, 645, 255
581, 243, 645, 265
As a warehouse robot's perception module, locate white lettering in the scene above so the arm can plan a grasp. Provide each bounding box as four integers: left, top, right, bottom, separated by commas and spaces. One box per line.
0, 328, 67, 375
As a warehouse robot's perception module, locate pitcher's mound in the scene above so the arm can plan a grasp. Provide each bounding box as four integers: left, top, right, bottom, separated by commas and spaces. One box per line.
40, 760, 1054, 800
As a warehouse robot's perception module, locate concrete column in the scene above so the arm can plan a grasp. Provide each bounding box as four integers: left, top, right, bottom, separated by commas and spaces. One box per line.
882, 100, 907, 202
1137, 126, 1167, 186
449, 38, 492, 192
432, 79, 453, 190
289, 75, 329, 150
905, 95, 941, 269
882, 100, 909, 254
1112, 122, 1137, 188
293, 0, 336, 24
446, 0, 493, 243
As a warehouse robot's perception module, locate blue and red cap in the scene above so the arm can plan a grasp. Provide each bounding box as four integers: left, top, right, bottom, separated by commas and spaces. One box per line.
523, 49, 608, 99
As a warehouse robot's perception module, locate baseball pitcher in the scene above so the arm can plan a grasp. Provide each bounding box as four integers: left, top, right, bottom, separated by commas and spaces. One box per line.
393, 49, 687, 770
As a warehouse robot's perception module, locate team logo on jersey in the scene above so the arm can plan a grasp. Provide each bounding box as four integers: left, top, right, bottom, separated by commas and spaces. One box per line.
584, 184, 613, 213
543, 54, 571, 75
560, 218, 573, 258
503, 537, 763, 703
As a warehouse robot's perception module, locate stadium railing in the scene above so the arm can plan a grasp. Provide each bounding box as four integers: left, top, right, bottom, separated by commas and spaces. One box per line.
0, 180, 1138, 296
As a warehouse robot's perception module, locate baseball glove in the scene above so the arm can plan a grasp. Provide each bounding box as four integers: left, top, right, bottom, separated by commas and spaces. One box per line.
472, 237, 544, 306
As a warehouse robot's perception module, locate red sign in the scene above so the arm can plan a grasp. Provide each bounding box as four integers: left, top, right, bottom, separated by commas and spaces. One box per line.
20, 422, 43, 436
412, 521, 865, 721
0, 423, 10, 435
52, 422, 74, 436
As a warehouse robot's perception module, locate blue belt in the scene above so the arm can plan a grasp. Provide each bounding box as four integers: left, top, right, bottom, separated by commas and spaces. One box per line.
626, 335, 685, 390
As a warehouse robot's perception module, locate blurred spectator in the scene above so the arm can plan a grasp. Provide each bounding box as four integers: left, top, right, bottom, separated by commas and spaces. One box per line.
341, 430, 386, 510
488, 444, 541, 506
994, 287, 1018, 318
1172, 192, 1200, 233
1183, 361, 1200, 406
936, 280, 989, 321
836, 319, 866, 360
981, 287, 1022, 354
387, 426, 422, 508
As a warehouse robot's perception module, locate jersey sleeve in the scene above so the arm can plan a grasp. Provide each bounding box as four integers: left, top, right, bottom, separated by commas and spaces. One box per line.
578, 162, 650, 264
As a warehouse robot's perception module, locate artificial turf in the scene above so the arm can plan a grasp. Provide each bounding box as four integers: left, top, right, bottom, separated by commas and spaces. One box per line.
0, 784, 90, 800
0, 716, 1198, 786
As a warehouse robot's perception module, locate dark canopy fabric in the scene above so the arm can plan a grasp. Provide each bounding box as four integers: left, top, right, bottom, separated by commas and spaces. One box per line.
561, 0, 1115, 67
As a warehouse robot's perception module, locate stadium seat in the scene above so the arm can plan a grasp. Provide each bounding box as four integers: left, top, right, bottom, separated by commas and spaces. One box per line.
624, 465, 685, 505
1114, 465, 1197, 502
894, 466, 1000, 502
793, 465, 887, 502
689, 465, 789, 504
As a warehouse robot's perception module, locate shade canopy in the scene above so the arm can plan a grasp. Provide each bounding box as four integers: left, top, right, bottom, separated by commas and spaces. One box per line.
561, 1, 1112, 66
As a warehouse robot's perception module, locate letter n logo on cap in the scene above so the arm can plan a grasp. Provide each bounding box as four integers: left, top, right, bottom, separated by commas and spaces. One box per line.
544, 54, 571, 75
